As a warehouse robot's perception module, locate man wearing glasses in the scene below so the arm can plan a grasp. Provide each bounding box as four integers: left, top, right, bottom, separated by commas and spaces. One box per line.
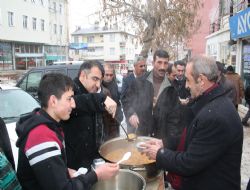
63, 61, 117, 171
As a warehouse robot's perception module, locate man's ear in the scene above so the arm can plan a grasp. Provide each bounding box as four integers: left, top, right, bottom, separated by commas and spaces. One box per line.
48, 95, 57, 108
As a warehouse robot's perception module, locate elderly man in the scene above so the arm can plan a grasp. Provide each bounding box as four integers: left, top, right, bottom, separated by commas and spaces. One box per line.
121, 56, 146, 99
63, 60, 117, 170
102, 63, 123, 140
143, 56, 243, 190
121, 56, 146, 133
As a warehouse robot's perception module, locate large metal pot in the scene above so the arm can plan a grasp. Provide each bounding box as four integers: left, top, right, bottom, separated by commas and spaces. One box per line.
99, 136, 161, 182
91, 169, 146, 190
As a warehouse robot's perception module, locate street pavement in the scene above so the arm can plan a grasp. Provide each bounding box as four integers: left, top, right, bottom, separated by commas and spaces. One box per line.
238, 106, 250, 190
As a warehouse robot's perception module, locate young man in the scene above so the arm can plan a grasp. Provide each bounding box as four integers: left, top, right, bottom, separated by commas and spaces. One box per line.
16, 73, 118, 190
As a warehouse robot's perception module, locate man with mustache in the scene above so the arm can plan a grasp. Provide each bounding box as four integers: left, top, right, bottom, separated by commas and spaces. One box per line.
122, 50, 170, 136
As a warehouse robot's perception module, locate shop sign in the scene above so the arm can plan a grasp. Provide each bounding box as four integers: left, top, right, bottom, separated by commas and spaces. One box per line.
69, 43, 88, 50
229, 7, 250, 39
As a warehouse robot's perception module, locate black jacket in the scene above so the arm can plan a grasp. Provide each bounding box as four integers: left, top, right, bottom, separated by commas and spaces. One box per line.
102, 80, 123, 140
16, 109, 97, 190
156, 85, 243, 190
122, 71, 171, 136
63, 78, 106, 170
153, 86, 192, 150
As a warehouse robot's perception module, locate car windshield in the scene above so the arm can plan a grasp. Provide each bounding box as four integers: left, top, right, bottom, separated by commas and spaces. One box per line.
0, 89, 40, 123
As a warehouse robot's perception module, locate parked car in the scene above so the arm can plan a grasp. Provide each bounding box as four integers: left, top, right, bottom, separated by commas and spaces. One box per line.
0, 84, 40, 168
16, 64, 81, 99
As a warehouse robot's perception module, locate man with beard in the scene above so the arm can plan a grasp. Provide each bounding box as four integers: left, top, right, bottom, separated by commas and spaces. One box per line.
102, 64, 123, 140
142, 55, 243, 190
122, 50, 170, 136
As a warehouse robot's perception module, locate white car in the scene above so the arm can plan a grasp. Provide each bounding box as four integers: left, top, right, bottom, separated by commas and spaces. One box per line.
0, 84, 40, 168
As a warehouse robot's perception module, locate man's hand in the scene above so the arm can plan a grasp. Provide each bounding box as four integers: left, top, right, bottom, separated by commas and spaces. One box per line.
68, 168, 77, 178
104, 96, 117, 118
129, 114, 140, 128
142, 139, 163, 160
95, 163, 119, 180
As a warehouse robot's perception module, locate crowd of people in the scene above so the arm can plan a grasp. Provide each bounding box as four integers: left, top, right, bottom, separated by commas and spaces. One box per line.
0, 50, 249, 190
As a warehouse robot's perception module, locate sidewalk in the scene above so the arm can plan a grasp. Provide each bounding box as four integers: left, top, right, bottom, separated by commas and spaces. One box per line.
238, 105, 250, 190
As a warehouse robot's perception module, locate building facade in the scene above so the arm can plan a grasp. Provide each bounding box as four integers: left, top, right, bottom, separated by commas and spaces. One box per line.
206, 0, 250, 85
69, 27, 139, 74
0, 0, 69, 70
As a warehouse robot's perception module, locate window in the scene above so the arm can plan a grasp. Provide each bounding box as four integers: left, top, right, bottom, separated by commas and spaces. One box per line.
74, 36, 79, 43
109, 33, 115, 42
53, 24, 57, 34
23, 15, 28, 29
87, 36, 94, 43
53, 2, 56, 12
110, 48, 115, 55
8, 12, 14, 26
59, 4, 62, 14
32, 17, 36, 30
60, 25, 63, 34
41, 19, 44, 31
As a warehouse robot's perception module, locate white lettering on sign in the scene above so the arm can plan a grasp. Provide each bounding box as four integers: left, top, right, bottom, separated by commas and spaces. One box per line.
238, 11, 250, 35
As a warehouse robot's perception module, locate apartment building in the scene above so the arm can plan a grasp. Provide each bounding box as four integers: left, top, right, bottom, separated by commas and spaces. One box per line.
0, 0, 69, 70
69, 26, 139, 73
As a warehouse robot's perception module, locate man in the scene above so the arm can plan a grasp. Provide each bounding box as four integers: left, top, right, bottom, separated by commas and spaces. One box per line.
63, 60, 117, 170
102, 63, 123, 140
226, 65, 244, 109
216, 61, 236, 105
121, 56, 146, 133
122, 50, 170, 136
16, 73, 119, 190
120, 56, 146, 99
143, 56, 243, 190
172, 60, 190, 102
166, 63, 177, 83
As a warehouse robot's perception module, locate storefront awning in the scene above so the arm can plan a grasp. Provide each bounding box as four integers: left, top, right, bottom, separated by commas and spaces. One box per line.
46, 55, 66, 61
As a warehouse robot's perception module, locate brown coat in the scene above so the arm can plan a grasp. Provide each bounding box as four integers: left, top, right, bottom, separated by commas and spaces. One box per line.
225, 72, 244, 105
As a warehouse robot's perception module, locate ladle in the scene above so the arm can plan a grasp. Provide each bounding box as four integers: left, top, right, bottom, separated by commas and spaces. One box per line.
117, 152, 131, 165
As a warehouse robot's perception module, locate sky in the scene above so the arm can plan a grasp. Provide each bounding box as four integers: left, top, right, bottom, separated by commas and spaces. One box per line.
68, 0, 101, 33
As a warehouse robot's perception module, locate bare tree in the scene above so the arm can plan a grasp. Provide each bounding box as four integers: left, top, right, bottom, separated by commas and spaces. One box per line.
101, 0, 202, 59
